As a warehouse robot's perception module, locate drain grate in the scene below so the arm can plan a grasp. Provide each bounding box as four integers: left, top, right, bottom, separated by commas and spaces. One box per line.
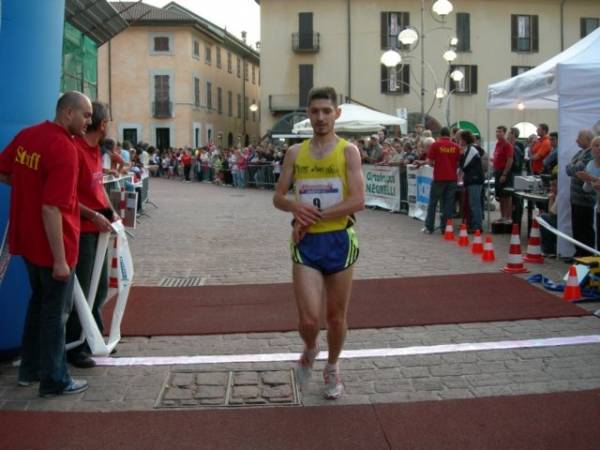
159, 276, 205, 287
156, 370, 299, 409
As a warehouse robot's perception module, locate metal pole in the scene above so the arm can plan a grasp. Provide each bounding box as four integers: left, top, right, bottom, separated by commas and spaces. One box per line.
420, 0, 425, 126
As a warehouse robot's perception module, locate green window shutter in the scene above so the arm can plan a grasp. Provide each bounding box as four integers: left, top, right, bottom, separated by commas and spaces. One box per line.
470, 66, 478, 94
531, 15, 539, 52
511, 15, 518, 51
381, 12, 389, 49
402, 64, 410, 94
381, 64, 388, 93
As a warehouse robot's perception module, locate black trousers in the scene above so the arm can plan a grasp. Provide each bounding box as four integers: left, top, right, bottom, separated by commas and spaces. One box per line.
571, 204, 595, 256
66, 232, 109, 357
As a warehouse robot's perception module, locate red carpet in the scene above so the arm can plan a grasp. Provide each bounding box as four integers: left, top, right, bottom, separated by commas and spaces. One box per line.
2, 390, 599, 450
103, 273, 588, 336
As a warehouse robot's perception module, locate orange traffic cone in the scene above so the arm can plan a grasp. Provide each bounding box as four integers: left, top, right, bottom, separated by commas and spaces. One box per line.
444, 219, 455, 241
481, 236, 496, 262
523, 219, 544, 263
563, 265, 582, 302
471, 230, 484, 254
109, 235, 119, 289
502, 224, 529, 274
457, 223, 469, 247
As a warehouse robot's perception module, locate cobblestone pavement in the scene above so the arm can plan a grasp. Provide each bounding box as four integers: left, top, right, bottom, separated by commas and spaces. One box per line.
1, 178, 598, 412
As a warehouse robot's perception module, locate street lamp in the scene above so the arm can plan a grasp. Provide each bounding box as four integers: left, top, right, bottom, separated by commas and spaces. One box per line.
432, 0, 454, 16
380, 0, 455, 129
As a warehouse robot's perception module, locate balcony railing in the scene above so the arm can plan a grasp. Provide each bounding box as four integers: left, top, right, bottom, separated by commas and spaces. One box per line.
269, 94, 304, 112
292, 32, 320, 52
152, 100, 172, 118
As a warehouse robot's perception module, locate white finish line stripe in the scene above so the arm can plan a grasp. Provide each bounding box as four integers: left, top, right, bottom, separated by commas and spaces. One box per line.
93, 335, 600, 367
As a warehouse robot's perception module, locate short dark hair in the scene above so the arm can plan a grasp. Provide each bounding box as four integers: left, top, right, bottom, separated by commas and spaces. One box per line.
461, 130, 474, 145
509, 127, 520, 138
539, 123, 549, 133
549, 131, 558, 139
440, 127, 450, 137
122, 140, 132, 150
86, 101, 111, 132
496, 125, 507, 133
307, 86, 338, 107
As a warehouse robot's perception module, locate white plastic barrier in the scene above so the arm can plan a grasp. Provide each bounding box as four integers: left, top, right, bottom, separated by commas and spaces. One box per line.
66, 221, 134, 356
536, 216, 600, 256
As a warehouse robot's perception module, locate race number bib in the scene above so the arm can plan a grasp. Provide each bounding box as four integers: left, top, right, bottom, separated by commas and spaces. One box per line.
296, 177, 343, 210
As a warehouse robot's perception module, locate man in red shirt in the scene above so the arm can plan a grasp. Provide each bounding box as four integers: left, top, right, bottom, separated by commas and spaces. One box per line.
493, 125, 514, 224
530, 123, 551, 175
416, 127, 461, 234
66, 101, 117, 368
181, 149, 193, 182
0, 91, 92, 397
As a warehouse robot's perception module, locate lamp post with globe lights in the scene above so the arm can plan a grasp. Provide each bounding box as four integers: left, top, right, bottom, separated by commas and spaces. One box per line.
380, 0, 456, 129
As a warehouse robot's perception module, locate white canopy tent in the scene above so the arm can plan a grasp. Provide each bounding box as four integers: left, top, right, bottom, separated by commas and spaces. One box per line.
292, 103, 406, 135
487, 27, 600, 257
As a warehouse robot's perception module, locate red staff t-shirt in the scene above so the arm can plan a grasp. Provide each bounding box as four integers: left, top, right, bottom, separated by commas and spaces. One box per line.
428, 137, 461, 181
0, 121, 80, 268
76, 136, 109, 233
493, 139, 514, 172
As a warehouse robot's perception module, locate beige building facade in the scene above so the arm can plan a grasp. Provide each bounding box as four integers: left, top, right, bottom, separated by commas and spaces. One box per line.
98, 2, 261, 150
258, 0, 600, 138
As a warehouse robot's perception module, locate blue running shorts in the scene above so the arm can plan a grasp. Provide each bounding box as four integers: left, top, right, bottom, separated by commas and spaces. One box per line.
290, 227, 359, 275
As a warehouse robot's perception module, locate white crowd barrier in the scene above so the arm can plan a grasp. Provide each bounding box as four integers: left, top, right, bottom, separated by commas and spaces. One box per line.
536, 215, 600, 257
66, 221, 134, 356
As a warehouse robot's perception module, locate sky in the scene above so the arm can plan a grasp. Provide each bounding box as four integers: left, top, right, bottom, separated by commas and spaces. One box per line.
142, 0, 261, 48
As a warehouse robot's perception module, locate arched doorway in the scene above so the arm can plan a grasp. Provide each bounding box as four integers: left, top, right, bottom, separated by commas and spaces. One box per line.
244, 134, 250, 146
228, 132, 233, 147
407, 113, 441, 135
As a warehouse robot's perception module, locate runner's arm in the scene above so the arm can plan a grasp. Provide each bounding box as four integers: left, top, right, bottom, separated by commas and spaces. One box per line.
320, 143, 365, 221
273, 145, 321, 227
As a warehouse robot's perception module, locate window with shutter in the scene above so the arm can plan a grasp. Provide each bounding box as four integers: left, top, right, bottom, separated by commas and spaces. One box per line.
216, 47, 222, 68
228, 91, 233, 117
450, 65, 477, 94
511, 65, 533, 77
381, 64, 410, 94
580, 17, 599, 37
206, 82, 212, 110
511, 15, 538, 52
381, 11, 410, 50
194, 77, 200, 107
154, 37, 169, 52
217, 87, 223, 114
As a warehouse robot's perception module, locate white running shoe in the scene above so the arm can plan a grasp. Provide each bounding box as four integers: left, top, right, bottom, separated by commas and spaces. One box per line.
322, 364, 344, 400
294, 346, 319, 392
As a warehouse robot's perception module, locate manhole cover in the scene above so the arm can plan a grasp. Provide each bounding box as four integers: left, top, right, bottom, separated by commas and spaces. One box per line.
156, 370, 299, 409
159, 276, 205, 287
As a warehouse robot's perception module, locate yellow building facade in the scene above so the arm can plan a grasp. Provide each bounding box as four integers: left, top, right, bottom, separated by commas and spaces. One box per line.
98, 2, 261, 150
257, 0, 600, 137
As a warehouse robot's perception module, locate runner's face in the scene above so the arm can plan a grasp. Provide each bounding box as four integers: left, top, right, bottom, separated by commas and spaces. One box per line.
307, 99, 340, 136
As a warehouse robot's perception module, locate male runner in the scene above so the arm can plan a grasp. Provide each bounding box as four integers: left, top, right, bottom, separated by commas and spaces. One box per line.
273, 87, 364, 399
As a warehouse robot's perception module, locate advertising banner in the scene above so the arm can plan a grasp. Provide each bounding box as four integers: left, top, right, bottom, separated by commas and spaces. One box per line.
407, 165, 433, 221
363, 165, 401, 212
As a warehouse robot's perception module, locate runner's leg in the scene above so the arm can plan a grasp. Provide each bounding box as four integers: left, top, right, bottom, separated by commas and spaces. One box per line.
323, 266, 353, 364
292, 263, 324, 350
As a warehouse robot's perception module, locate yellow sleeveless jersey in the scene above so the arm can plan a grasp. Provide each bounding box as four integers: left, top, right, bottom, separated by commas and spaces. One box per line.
294, 138, 349, 233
